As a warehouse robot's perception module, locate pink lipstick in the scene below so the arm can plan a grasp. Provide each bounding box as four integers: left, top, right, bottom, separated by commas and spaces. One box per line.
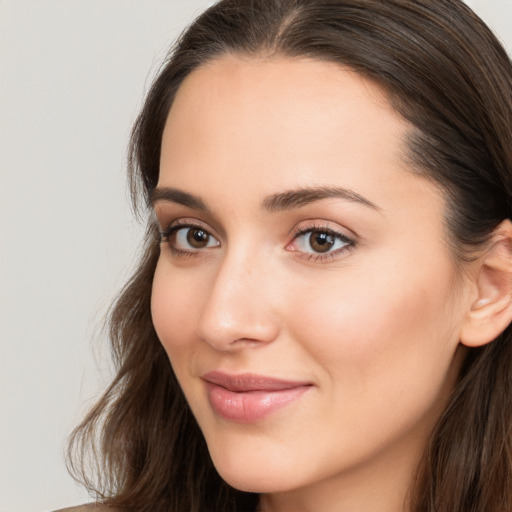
202, 371, 312, 423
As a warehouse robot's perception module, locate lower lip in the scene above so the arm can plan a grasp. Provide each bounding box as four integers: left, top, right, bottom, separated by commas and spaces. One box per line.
205, 383, 311, 422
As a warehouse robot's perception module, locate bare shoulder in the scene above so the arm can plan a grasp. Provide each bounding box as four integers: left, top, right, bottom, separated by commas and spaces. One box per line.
53, 505, 113, 512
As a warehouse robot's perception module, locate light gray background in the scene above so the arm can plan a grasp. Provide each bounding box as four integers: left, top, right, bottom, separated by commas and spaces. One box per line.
0, 1, 510, 511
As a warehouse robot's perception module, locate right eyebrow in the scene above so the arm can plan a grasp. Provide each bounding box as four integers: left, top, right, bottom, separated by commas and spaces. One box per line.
149, 187, 209, 211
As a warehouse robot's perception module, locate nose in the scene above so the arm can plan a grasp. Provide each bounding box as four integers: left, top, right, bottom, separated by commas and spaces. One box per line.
196, 247, 280, 351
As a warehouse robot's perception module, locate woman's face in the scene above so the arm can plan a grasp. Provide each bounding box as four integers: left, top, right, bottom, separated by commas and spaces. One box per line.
151, 57, 471, 506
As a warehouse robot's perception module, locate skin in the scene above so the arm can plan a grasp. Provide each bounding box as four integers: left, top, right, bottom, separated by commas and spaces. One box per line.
151, 56, 477, 512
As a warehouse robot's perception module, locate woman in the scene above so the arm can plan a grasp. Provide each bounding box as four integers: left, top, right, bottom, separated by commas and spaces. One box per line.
63, 1, 512, 511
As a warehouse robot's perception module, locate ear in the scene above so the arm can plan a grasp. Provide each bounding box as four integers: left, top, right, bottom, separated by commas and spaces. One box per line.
460, 219, 512, 347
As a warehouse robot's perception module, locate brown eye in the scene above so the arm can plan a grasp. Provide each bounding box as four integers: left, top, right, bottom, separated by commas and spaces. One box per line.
187, 228, 210, 248
169, 225, 220, 252
288, 226, 353, 259
308, 231, 335, 253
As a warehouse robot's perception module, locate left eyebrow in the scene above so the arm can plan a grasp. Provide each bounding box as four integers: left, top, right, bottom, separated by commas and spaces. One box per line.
262, 186, 380, 212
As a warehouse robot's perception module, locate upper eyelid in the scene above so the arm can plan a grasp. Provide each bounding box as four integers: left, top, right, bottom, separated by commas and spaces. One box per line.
153, 199, 361, 237
153, 207, 226, 239
290, 226, 355, 247
159, 217, 218, 235
158, 216, 357, 249
292, 224, 348, 237
289, 220, 357, 241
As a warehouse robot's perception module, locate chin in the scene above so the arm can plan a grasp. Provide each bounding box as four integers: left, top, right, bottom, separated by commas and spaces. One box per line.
208, 445, 304, 494
217, 467, 295, 494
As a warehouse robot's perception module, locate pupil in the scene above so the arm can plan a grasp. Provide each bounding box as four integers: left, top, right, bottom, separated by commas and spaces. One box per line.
309, 231, 334, 253
187, 229, 209, 248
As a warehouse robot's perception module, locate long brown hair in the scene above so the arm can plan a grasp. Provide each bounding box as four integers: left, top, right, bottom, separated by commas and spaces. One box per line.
68, 1, 512, 511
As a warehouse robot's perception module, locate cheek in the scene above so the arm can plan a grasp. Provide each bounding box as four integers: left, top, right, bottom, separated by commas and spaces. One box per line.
288, 251, 462, 419
151, 259, 200, 358
280, 263, 463, 474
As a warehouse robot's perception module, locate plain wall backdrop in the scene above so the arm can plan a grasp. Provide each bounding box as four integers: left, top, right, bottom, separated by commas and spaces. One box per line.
0, 1, 510, 511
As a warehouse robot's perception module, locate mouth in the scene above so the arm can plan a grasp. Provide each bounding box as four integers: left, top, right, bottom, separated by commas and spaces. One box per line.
201, 371, 313, 423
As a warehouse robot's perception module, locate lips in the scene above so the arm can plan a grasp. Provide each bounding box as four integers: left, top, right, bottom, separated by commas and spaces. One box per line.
202, 371, 313, 422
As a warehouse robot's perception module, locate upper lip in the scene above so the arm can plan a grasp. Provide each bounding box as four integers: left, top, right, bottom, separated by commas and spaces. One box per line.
201, 371, 313, 392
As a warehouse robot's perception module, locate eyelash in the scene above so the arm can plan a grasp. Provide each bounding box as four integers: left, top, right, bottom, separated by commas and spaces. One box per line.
159, 219, 355, 262
159, 219, 219, 258
288, 222, 355, 263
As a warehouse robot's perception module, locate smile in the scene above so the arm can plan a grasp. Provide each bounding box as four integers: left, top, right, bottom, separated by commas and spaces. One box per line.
202, 371, 313, 423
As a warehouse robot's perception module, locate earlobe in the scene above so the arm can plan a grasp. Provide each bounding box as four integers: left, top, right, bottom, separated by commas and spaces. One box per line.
460, 219, 512, 348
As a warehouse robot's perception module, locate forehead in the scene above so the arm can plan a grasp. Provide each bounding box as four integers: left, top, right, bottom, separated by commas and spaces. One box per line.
159, 56, 437, 216
162, 56, 402, 165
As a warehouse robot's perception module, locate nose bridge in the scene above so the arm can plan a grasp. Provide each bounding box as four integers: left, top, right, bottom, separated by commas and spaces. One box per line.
196, 242, 278, 349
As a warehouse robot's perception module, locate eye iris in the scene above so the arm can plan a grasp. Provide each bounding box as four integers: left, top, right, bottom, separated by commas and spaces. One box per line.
309, 231, 335, 253
187, 228, 209, 248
